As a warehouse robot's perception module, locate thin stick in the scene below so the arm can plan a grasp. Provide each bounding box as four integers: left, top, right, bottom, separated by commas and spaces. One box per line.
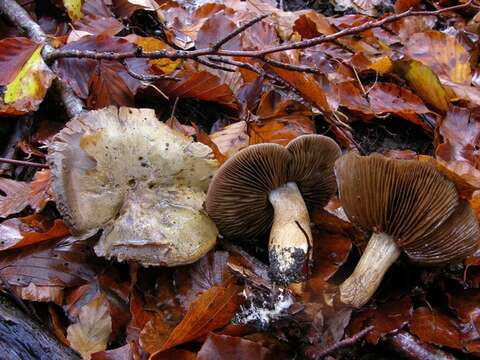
306, 326, 374, 359
123, 62, 179, 81
211, 14, 269, 50
0, 158, 48, 168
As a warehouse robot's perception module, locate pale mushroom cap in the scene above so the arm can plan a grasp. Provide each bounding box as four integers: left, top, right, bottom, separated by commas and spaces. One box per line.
335, 152, 480, 265
48, 106, 219, 266
206, 135, 341, 240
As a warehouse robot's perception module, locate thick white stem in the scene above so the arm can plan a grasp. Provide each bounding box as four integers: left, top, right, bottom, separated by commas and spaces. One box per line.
340, 232, 401, 308
268, 182, 312, 283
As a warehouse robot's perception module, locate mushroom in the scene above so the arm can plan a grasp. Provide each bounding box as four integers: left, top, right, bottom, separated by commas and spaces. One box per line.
48, 106, 219, 266
335, 152, 480, 308
206, 135, 341, 283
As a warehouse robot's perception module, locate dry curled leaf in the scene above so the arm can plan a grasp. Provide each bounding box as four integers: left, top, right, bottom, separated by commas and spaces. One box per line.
67, 293, 113, 359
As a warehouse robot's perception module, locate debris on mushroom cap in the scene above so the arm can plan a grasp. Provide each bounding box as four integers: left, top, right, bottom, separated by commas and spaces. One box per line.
335, 152, 480, 264
206, 134, 341, 240
48, 106, 219, 266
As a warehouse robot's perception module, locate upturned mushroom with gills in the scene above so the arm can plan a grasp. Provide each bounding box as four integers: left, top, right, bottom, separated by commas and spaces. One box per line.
206, 135, 341, 283
48, 106, 219, 267
335, 152, 480, 308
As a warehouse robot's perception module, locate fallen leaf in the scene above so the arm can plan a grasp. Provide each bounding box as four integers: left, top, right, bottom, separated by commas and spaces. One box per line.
348, 297, 412, 344
0, 37, 39, 86
155, 71, 239, 110
0, 170, 52, 217
368, 82, 432, 130
210, 121, 249, 158
196, 12, 241, 51
197, 333, 273, 360
395, 60, 450, 113
15, 282, 64, 304
405, 31, 471, 84
91, 343, 137, 360
174, 251, 233, 310
410, 306, 463, 350
150, 282, 242, 355
140, 313, 175, 354
74, 15, 123, 36
0, 236, 98, 287
67, 293, 112, 359
0, 217, 69, 251
0, 45, 55, 115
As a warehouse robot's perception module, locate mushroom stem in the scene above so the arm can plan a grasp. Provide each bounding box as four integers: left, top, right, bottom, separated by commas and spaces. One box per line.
268, 182, 312, 283
340, 232, 401, 308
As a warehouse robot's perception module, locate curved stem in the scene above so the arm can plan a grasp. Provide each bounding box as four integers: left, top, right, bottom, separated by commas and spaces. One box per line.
268, 182, 312, 283
340, 232, 401, 308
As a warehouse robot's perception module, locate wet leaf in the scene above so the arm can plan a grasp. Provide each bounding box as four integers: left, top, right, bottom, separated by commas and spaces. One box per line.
155, 71, 239, 110
64, 0, 83, 20
0, 217, 69, 251
0, 38, 39, 86
405, 31, 471, 84
0, 170, 52, 217
210, 121, 249, 158
348, 297, 412, 344
196, 12, 241, 51
410, 307, 463, 350
67, 292, 112, 359
151, 282, 242, 355
0, 236, 98, 287
197, 333, 273, 360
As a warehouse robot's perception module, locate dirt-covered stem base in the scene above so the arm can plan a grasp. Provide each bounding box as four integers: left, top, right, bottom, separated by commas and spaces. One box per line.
268, 182, 312, 283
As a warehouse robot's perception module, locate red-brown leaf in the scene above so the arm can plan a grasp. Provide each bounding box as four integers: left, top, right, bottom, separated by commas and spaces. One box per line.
197, 333, 273, 360
0, 37, 38, 85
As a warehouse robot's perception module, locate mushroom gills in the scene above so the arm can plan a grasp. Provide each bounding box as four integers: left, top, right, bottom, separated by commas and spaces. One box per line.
268, 182, 312, 283
339, 232, 401, 308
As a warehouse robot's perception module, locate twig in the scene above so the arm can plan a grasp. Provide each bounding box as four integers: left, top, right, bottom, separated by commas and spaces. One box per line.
0, 157, 48, 168
123, 62, 179, 81
46, 1, 473, 63
211, 14, 269, 50
306, 326, 374, 359
0, 117, 30, 174
387, 331, 456, 360
0, 0, 85, 118
262, 57, 318, 73
196, 57, 236, 72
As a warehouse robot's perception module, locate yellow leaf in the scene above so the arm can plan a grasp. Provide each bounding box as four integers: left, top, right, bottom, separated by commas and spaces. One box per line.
1, 46, 55, 115
67, 293, 112, 359
368, 56, 393, 75
395, 60, 449, 113
128, 35, 181, 74
63, 0, 83, 21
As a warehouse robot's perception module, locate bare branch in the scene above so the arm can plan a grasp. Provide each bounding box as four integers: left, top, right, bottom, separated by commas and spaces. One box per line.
123, 62, 180, 81
47, 1, 473, 63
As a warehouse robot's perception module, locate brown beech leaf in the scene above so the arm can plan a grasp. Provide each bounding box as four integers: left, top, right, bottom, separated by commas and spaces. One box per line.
269, 57, 331, 114
193, 124, 228, 164
0, 236, 98, 287
348, 297, 412, 344
150, 282, 242, 355
410, 307, 463, 350
55, 35, 146, 99
74, 15, 123, 36
196, 12, 241, 51
332, 81, 371, 114
151, 349, 196, 360
447, 289, 480, 352
197, 333, 273, 360
155, 71, 239, 110
436, 106, 480, 164
367, 82, 432, 130
210, 121, 249, 158
248, 115, 315, 146
0, 169, 52, 217
67, 292, 112, 360
0, 217, 69, 251
405, 31, 471, 84
91, 342, 139, 360
140, 313, 175, 354
174, 251, 233, 310
87, 61, 135, 109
